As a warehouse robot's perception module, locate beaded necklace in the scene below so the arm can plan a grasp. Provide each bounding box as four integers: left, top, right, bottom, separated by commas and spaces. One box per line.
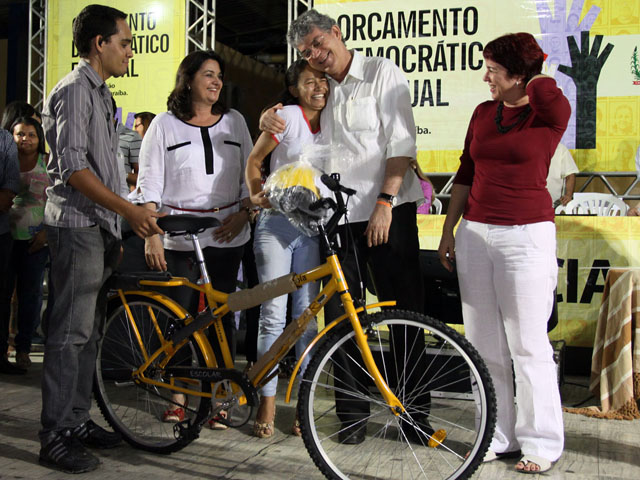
494, 102, 532, 134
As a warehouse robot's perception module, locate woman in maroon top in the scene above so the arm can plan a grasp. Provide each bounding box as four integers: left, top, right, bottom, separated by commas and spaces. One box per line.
438, 33, 570, 474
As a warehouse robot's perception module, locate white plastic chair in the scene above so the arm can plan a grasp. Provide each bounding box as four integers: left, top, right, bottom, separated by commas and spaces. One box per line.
430, 198, 443, 215
555, 204, 568, 215
562, 193, 629, 216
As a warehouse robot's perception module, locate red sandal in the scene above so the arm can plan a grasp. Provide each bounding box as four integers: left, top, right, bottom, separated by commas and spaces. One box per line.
162, 407, 185, 422
207, 410, 229, 430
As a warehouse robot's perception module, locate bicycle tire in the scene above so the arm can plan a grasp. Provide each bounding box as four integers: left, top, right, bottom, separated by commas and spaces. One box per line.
298, 309, 496, 480
94, 295, 212, 454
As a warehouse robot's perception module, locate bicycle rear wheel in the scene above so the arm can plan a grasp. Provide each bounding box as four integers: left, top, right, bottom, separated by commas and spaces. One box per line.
94, 295, 212, 454
298, 310, 496, 480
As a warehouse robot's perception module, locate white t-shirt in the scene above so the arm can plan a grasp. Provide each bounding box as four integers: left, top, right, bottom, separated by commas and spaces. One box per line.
546, 143, 579, 202
270, 105, 320, 172
131, 110, 252, 251
319, 50, 424, 222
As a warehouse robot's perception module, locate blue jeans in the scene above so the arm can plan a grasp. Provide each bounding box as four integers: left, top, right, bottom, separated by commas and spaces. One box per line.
253, 212, 320, 396
0, 240, 49, 354
39, 225, 120, 442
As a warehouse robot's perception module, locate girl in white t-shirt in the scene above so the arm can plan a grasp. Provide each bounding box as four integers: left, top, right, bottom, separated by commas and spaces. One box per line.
245, 59, 328, 438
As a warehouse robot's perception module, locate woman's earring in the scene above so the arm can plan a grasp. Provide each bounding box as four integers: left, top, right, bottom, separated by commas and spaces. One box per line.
187, 84, 191, 91
516, 80, 520, 86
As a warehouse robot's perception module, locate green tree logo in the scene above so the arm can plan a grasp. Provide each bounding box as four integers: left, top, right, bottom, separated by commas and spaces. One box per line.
632, 47, 640, 82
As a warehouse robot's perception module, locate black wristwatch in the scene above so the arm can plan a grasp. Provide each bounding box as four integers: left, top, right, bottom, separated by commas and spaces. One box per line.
377, 192, 397, 207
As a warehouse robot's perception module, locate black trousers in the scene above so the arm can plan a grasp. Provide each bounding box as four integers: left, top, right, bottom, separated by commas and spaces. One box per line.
163, 245, 244, 366
241, 224, 260, 363
0, 232, 13, 355
323, 202, 428, 424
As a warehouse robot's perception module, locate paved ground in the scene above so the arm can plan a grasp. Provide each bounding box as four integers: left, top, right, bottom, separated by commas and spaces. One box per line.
1, 352, 639, 479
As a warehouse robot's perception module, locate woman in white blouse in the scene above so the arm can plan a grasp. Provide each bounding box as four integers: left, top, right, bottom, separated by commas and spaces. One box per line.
132, 50, 253, 427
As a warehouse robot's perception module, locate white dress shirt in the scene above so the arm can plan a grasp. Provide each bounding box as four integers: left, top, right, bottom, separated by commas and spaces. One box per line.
319, 50, 423, 223
546, 143, 579, 202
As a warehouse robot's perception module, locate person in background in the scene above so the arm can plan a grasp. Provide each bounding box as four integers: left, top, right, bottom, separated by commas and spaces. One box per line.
0, 129, 21, 375
245, 58, 327, 438
0, 117, 50, 372
133, 111, 155, 139
1, 101, 38, 130
132, 50, 253, 429
437, 32, 570, 474
546, 143, 579, 207
115, 114, 142, 190
412, 160, 436, 214
39, 5, 163, 474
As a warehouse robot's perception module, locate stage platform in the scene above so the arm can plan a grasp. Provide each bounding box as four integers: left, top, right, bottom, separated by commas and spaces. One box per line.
1, 353, 639, 479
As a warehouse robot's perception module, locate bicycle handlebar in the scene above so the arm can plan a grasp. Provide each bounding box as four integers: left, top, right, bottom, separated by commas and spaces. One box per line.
320, 173, 357, 196
312, 173, 356, 243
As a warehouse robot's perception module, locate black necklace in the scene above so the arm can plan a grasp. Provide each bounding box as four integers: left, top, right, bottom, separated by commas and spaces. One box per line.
494, 103, 532, 134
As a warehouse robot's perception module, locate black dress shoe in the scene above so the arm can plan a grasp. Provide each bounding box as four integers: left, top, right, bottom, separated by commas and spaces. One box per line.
338, 423, 366, 445
0, 356, 26, 375
401, 416, 435, 443
39, 429, 100, 474
72, 420, 122, 449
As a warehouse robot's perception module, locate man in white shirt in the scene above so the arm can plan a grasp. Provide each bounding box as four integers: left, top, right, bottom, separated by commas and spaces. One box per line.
261, 9, 428, 445
546, 143, 579, 207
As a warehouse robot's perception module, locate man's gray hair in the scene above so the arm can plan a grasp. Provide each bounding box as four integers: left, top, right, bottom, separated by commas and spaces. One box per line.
287, 9, 337, 48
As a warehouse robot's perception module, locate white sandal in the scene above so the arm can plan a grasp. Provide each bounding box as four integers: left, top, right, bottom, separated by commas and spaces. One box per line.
516, 454, 553, 474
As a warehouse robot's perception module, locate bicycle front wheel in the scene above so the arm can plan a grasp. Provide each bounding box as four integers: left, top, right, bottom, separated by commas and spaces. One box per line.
298, 310, 496, 480
94, 295, 212, 453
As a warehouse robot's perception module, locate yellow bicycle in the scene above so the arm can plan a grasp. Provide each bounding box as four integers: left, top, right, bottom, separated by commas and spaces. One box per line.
94, 174, 496, 480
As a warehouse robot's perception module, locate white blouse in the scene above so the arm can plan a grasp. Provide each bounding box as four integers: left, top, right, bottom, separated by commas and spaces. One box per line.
131, 110, 252, 251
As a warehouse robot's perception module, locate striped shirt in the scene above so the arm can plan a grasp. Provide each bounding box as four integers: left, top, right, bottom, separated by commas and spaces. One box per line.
42, 59, 121, 238
0, 129, 20, 235
117, 122, 142, 172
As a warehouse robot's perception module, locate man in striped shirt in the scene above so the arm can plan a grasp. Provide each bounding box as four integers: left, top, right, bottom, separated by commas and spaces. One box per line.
38, 4, 163, 474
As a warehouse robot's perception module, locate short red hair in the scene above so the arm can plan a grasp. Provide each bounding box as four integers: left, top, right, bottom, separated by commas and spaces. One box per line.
483, 32, 544, 82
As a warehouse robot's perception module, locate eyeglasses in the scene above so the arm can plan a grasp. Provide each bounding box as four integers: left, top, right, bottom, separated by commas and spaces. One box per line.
299, 36, 325, 60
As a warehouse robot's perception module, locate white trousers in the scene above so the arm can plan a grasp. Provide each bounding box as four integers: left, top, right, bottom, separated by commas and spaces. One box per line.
455, 219, 564, 461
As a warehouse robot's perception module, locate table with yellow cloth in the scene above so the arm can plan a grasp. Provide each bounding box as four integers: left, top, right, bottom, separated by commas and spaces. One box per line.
564, 268, 640, 419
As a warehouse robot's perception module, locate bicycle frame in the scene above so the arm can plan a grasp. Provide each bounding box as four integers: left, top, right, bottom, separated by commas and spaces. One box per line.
114, 254, 403, 413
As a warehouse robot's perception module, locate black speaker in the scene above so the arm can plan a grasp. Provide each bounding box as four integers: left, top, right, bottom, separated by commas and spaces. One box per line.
419, 250, 464, 324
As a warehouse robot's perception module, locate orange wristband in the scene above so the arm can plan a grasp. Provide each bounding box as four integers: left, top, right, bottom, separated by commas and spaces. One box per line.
376, 199, 392, 208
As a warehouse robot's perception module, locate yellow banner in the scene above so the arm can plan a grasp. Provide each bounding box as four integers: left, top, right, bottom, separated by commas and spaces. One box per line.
417, 214, 640, 348
46, 0, 186, 127
315, 0, 640, 173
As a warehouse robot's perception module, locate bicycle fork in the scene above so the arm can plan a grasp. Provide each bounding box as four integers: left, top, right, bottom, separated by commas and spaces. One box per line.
326, 254, 406, 416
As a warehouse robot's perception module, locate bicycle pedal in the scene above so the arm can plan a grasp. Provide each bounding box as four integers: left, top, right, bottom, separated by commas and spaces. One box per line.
172, 419, 200, 443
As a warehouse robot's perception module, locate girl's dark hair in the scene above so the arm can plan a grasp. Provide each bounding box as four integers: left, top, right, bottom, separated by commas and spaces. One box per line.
274, 59, 311, 106
1, 101, 36, 131
167, 50, 229, 121
483, 32, 544, 83
11, 116, 46, 155
73, 4, 127, 58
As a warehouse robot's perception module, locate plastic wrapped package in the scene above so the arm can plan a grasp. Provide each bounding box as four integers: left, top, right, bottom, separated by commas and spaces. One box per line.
264, 145, 353, 236
264, 161, 329, 236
